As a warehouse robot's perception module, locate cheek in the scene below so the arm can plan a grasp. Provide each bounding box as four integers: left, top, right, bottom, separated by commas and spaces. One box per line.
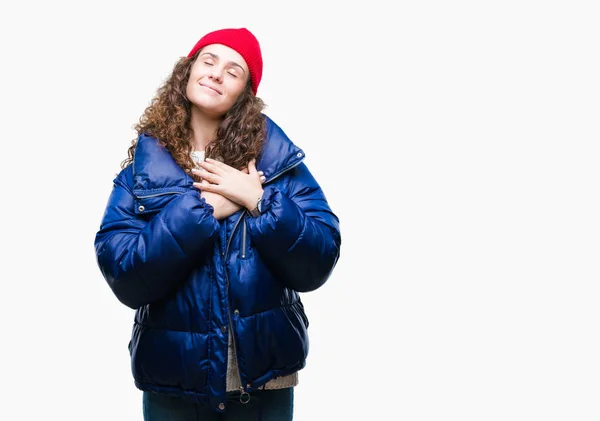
229, 81, 247, 99
185, 79, 195, 98
187, 66, 204, 86
186, 70, 204, 95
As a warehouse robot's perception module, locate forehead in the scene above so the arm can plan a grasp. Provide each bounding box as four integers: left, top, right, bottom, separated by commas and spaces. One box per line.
199, 44, 248, 70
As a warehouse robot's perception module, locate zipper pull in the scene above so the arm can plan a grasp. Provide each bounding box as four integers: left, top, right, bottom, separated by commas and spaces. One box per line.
239, 386, 251, 404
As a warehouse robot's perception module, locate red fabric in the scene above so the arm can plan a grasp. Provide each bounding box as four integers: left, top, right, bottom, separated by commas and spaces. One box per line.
187, 28, 263, 95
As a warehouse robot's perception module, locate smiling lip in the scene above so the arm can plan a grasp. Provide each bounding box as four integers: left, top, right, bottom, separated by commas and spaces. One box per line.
199, 83, 222, 95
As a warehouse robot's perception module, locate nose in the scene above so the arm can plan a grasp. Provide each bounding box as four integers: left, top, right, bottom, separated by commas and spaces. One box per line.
209, 66, 224, 83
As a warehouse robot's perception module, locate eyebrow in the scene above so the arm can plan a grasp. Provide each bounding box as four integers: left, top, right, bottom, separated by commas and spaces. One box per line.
200, 52, 246, 74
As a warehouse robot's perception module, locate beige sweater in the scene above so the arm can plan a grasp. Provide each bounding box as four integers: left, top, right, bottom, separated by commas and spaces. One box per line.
226, 331, 298, 392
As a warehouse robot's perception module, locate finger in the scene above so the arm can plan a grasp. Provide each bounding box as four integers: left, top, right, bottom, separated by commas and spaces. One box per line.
192, 179, 210, 188
193, 168, 220, 184
260, 175, 266, 184
247, 158, 258, 175
258, 171, 264, 176
190, 168, 206, 177
205, 158, 233, 172
197, 160, 226, 177
189, 169, 203, 182
194, 181, 219, 192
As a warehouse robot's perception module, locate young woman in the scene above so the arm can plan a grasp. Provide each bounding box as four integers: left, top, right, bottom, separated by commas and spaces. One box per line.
94, 27, 341, 420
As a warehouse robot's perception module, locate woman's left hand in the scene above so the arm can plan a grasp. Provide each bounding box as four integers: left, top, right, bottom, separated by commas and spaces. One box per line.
192, 158, 265, 210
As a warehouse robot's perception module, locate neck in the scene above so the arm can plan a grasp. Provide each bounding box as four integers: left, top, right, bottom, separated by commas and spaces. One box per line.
189, 107, 222, 150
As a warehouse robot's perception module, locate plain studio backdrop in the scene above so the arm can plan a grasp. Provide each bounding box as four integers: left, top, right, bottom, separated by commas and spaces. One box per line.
1, 1, 599, 420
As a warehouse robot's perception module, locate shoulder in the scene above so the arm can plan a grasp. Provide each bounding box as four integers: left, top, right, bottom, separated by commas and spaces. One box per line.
287, 162, 321, 191
134, 133, 166, 157
263, 114, 294, 146
113, 164, 134, 191
259, 114, 305, 178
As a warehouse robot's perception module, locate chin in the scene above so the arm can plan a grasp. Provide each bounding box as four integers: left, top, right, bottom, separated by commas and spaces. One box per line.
192, 102, 228, 118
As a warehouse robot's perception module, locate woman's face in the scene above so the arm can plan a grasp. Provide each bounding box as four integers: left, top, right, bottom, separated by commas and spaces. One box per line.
186, 44, 250, 118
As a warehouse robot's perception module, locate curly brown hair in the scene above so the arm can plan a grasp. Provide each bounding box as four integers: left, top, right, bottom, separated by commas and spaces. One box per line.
121, 52, 267, 174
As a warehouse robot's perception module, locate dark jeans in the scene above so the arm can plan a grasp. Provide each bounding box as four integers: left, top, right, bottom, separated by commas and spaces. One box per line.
142, 388, 294, 421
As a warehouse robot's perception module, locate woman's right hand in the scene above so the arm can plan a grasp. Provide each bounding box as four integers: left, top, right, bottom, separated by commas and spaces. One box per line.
198, 170, 266, 220
201, 189, 242, 220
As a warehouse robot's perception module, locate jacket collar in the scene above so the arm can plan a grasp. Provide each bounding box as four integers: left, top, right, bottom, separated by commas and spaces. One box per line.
132, 115, 304, 192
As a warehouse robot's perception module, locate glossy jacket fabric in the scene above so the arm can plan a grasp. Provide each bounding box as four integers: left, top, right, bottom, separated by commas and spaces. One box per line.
94, 115, 341, 412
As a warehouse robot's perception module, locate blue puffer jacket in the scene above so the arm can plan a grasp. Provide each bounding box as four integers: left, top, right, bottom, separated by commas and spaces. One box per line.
94, 115, 341, 412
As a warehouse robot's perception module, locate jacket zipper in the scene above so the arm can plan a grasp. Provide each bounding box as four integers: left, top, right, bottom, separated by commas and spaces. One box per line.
221, 155, 304, 403
241, 220, 247, 259
224, 210, 251, 403
136, 191, 183, 199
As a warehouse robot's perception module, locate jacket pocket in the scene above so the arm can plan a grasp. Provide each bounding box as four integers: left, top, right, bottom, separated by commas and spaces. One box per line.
133, 190, 184, 217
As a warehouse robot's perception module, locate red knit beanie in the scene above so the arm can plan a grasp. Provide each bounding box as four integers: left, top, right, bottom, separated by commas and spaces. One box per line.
187, 28, 263, 95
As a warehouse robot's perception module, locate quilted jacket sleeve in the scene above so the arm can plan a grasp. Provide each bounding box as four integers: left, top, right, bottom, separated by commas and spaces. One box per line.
94, 169, 220, 309
246, 162, 341, 292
